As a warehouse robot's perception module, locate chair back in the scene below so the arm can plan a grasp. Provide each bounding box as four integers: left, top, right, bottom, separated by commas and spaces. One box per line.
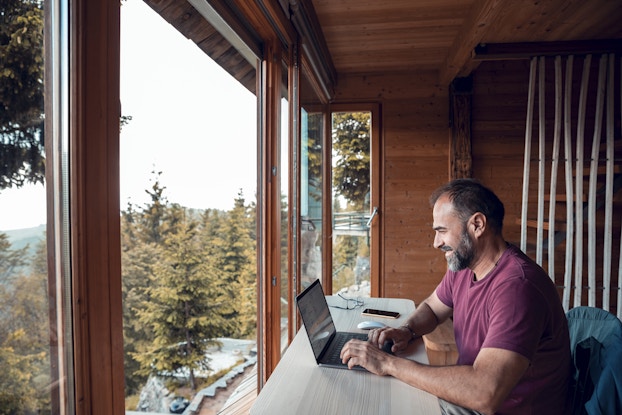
566, 306, 622, 415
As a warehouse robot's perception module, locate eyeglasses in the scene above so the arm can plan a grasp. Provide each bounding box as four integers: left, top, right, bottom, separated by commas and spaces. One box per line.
331, 293, 364, 310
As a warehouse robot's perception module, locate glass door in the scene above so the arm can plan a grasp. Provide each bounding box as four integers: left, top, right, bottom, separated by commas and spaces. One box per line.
329, 105, 380, 298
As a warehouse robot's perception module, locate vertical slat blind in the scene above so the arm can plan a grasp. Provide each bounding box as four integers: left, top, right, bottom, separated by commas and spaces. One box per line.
520, 53, 621, 319
521, 58, 538, 253
547, 56, 562, 281
562, 56, 574, 311
587, 55, 607, 307
574, 55, 590, 309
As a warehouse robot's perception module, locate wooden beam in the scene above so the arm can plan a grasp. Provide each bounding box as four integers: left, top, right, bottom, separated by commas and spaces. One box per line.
449, 77, 473, 179
438, 0, 507, 86
473, 39, 622, 61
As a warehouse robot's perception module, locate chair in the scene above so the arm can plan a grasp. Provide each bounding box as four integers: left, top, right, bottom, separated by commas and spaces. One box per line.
566, 306, 622, 415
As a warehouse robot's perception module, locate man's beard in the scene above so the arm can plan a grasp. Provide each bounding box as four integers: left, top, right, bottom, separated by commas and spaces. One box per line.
444, 228, 474, 271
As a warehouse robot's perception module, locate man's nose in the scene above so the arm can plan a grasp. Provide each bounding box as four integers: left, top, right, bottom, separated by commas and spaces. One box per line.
433, 233, 443, 249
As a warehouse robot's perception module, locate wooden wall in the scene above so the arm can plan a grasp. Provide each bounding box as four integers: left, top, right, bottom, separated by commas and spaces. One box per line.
472, 58, 622, 315
334, 66, 531, 304
334, 71, 452, 304
471, 60, 530, 250
333, 59, 621, 316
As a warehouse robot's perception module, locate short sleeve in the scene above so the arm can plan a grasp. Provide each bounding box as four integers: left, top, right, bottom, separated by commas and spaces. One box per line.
435, 271, 455, 309
482, 278, 548, 360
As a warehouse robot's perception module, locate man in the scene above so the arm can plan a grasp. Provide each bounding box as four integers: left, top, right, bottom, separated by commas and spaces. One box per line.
341, 179, 570, 415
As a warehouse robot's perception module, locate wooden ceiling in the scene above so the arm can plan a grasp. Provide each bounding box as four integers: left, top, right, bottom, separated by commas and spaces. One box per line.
145, 0, 622, 92
310, 0, 622, 84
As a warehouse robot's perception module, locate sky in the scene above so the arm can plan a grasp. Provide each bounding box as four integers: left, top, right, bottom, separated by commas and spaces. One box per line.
0, 0, 257, 231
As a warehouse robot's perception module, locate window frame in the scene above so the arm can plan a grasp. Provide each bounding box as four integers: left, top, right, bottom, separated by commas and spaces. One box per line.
50, 1, 367, 410
323, 103, 382, 297
55, 0, 125, 413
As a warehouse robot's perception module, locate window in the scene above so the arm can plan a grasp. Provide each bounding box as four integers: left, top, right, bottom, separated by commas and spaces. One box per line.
297, 104, 381, 298
4, 2, 381, 412
120, 1, 258, 412
0, 0, 73, 413
331, 110, 375, 296
300, 107, 324, 291
280, 58, 290, 353
297, 71, 381, 299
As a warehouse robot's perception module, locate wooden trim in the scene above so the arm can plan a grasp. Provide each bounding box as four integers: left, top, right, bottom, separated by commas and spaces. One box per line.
257, 41, 283, 386
288, 41, 300, 344
370, 104, 382, 298
321, 107, 333, 294
69, 0, 124, 414
256, 58, 268, 389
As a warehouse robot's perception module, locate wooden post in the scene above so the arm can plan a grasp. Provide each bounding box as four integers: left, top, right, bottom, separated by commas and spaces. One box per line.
449, 77, 473, 180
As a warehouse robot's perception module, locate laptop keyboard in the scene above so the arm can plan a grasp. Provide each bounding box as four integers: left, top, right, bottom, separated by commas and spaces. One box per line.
324, 332, 368, 365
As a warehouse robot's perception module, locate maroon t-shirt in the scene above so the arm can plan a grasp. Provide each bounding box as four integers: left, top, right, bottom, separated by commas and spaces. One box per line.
436, 244, 570, 414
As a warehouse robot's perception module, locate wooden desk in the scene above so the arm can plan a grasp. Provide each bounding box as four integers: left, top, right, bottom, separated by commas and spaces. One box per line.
251, 296, 441, 415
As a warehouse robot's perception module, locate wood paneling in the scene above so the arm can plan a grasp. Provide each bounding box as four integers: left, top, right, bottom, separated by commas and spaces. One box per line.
311, 0, 622, 85
312, 0, 472, 75
472, 58, 622, 315
333, 72, 449, 304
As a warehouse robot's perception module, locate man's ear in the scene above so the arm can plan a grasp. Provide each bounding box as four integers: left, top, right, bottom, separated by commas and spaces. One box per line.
470, 212, 487, 237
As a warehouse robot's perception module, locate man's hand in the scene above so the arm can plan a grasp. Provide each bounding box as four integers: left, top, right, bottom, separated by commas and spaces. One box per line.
367, 326, 413, 353
340, 339, 395, 375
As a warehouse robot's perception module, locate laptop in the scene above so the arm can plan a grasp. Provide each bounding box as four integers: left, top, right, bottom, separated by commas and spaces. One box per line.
296, 279, 370, 370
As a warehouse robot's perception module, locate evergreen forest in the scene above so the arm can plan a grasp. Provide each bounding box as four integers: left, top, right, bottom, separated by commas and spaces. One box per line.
121, 174, 257, 395
0, 174, 257, 413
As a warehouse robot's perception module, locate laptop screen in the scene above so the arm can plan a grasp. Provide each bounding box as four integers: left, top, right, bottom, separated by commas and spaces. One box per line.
296, 279, 337, 359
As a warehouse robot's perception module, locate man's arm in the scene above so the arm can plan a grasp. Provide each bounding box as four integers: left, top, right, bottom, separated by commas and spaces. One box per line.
342, 290, 530, 414
370, 291, 452, 351
341, 342, 530, 415
404, 290, 453, 335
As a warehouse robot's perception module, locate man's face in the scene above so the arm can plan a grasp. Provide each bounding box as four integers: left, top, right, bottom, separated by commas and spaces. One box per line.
432, 195, 475, 271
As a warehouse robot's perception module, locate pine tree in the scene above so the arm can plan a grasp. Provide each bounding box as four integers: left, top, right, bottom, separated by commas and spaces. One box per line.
134, 209, 233, 390
0, 236, 48, 413
200, 191, 256, 337
0, 233, 29, 282
332, 112, 371, 210
0, 0, 45, 189
121, 239, 159, 395
138, 170, 168, 244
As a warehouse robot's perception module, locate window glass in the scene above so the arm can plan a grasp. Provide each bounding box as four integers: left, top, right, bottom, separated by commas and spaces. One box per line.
0, 0, 62, 413
300, 108, 323, 290
331, 112, 372, 297
299, 64, 325, 295
280, 62, 289, 354
120, 1, 257, 412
